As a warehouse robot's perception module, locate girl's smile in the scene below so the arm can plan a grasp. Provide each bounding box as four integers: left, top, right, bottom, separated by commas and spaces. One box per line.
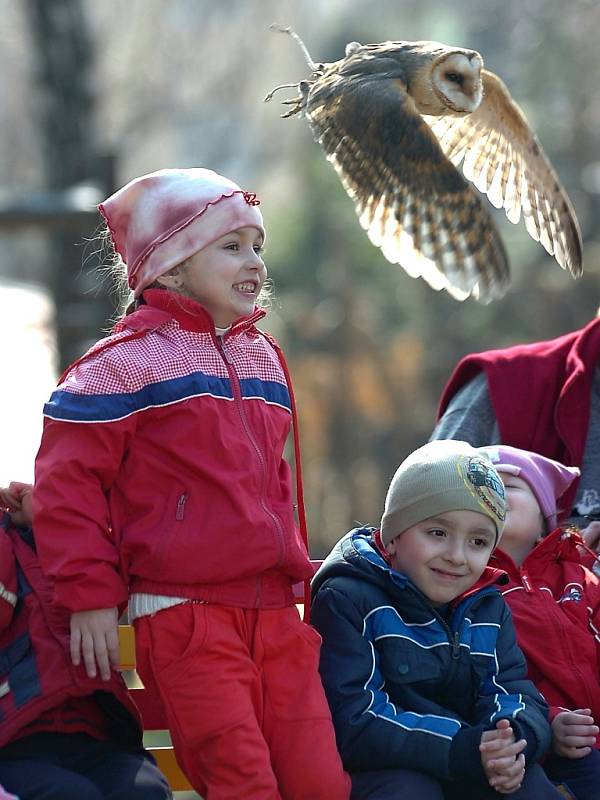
163, 226, 266, 327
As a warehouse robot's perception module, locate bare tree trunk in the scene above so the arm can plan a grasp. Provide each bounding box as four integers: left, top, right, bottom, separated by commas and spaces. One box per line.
24, 0, 115, 370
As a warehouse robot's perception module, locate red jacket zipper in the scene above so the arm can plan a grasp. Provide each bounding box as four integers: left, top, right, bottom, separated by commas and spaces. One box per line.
215, 336, 286, 595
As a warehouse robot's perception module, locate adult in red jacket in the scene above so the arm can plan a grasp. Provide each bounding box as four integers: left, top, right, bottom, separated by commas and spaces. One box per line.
479, 446, 600, 800
432, 316, 600, 540
0, 482, 171, 800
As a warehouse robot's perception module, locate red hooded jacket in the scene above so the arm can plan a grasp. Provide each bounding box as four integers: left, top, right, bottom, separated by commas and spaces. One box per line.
33, 290, 312, 613
491, 527, 600, 746
0, 515, 142, 748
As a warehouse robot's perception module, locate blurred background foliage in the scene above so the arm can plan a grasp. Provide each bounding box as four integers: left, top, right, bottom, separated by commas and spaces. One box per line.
2, 0, 600, 555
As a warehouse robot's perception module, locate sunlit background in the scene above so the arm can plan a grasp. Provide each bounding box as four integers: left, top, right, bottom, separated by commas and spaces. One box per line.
2, 0, 600, 553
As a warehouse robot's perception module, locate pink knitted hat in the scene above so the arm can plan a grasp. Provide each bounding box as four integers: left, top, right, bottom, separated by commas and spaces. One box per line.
478, 445, 580, 531
99, 168, 265, 297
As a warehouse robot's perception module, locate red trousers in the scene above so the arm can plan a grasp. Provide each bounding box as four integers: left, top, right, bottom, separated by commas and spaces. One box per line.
135, 604, 350, 800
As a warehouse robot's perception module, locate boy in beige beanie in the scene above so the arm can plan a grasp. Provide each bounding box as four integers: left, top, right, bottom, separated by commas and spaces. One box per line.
311, 440, 562, 799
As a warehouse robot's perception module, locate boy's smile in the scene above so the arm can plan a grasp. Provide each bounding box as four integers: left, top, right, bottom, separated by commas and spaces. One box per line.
385, 509, 496, 606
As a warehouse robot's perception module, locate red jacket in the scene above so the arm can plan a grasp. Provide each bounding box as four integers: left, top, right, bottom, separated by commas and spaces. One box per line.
0, 516, 141, 747
33, 290, 312, 612
438, 317, 600, 514
491, 528, 600, 745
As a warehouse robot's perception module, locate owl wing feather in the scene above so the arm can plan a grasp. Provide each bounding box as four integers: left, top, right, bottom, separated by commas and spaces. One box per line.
305, 70, 509, 302
423, 69, 582, 275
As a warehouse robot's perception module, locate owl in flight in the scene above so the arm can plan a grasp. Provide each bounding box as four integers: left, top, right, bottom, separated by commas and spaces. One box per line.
265, 25, 583, 302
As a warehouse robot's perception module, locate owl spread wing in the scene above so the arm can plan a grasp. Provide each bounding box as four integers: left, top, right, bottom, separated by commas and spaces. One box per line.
305, 70, 509, 302
423, 69, 583, 275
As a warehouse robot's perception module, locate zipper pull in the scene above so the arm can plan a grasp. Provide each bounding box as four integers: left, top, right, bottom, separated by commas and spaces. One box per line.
176, 493, 188, 521
452, 630, 460, 659
521, 571, 532, 592
216, 337, 232, 364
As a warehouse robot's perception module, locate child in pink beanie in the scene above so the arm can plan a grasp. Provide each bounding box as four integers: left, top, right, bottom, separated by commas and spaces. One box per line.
480, 444, 600, 799
32, 168, 350, 799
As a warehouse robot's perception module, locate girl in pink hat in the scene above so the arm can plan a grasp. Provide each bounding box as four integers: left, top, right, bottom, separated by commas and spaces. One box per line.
481, 444, 600, 799
32, 168, 350, 799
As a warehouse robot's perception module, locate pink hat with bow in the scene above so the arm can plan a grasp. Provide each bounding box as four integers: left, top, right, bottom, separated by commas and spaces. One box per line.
478, 445, 580, 531
99, 168, 265, 297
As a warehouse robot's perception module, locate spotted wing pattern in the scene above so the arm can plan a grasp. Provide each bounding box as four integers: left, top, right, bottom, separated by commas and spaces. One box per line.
306, 70, 510, 302
423, 70, 582, 276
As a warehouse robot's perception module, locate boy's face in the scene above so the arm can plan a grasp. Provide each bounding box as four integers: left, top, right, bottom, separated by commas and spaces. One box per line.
385, 509, 496, 606
498, 473, 544, 562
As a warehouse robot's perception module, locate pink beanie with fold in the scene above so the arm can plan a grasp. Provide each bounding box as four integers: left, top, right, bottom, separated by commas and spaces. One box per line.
478, 445, 580, 531
99, 168, 265, 297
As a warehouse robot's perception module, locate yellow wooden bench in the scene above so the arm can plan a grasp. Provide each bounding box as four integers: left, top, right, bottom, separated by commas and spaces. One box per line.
118, 566, 320, 792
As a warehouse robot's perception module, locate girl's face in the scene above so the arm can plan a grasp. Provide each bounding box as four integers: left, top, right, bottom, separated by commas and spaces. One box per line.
498, 473, 544, 565
176, 226, 266, 326
385, 509, 496, 606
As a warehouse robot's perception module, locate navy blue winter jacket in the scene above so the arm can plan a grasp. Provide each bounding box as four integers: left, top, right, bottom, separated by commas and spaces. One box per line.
310, 528, 551, 785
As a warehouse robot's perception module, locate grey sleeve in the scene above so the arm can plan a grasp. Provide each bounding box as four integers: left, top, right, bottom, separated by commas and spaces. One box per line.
430, 372, 501, 446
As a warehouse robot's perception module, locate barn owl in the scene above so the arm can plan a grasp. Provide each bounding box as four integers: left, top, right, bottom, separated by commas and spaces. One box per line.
265, 26, 583, 302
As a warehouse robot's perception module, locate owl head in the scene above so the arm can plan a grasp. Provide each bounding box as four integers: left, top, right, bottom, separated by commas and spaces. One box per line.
406, 45, 484, 116
430, 49, 484, 114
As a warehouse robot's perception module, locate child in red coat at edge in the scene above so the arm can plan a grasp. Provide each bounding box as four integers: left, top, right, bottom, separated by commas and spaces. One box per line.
0, 482, 171, 800
32, 168, 350, 800
479, 445, 600, 800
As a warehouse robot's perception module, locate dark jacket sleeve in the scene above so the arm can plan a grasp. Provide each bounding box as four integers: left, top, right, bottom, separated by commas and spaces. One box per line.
470, 600, 552, 768
311, 581, 486, 783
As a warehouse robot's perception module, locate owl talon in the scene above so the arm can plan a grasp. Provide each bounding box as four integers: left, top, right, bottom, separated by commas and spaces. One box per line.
264, 83, 300, 103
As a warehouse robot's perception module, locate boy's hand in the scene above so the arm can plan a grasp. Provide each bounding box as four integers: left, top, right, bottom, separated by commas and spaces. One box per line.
480, 719, 526, 794
70, 607, 119, 681
0, 481, 33, 527
552, 709, 599, 758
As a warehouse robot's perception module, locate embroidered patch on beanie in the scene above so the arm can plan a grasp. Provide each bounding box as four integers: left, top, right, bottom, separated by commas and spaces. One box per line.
380, 440, 506, 546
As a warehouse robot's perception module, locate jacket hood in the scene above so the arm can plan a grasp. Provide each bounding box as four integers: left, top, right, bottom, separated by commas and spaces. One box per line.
312, 527, 507, 603
311, 527, 398, 598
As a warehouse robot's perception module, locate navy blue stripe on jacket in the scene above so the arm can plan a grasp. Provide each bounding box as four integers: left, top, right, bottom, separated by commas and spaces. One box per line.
43, 374, 291, 422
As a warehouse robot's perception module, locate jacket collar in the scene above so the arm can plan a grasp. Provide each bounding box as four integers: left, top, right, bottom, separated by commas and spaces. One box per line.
491, 526, 586, 575
122, 288, 266, 335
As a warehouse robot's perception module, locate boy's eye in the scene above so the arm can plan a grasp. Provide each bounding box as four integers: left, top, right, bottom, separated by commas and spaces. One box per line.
428, 528, 446, 538
471, 537, 487, 548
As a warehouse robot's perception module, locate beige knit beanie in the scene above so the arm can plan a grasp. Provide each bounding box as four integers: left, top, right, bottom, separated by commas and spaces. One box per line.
380, 440, 506, 546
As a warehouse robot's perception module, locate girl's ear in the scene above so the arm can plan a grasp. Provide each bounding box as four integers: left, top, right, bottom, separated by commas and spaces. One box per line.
156, 266, 184, 290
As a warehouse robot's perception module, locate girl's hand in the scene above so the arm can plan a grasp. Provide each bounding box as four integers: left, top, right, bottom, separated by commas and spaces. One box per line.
581, 521, 600, 553
552, 709, 599, 758
0, 481, 33, 527
480, 719, 526, 794
70, 607, 119, 681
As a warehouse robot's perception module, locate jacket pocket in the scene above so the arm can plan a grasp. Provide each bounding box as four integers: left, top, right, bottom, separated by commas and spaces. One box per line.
379, 640, 444, 686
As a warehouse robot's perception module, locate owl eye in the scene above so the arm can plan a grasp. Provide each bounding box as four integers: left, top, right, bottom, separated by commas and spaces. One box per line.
446, 71, 464, 86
